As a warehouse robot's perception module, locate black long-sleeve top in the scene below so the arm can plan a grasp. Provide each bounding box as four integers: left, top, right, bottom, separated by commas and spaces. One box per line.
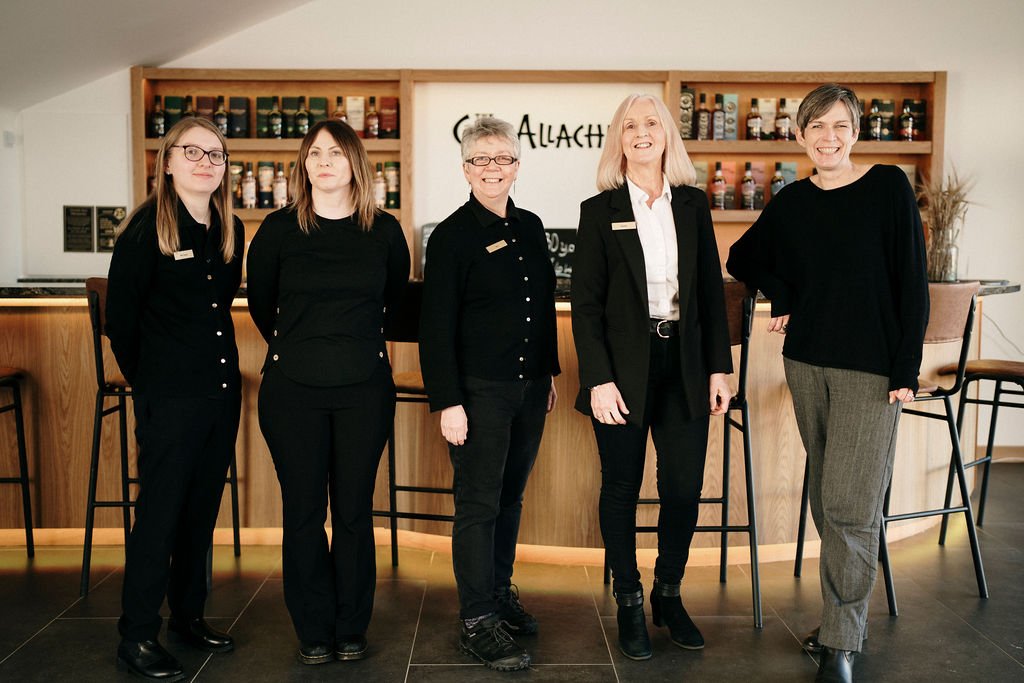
419, 194, 560, 412
245, 207, 410, 387
726, 164, 929, 391
105, 200, 244, 398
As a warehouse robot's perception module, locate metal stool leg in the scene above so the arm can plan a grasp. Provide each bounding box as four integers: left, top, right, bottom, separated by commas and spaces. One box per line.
81, 391, 105, 597
388, 425, 399, 568
118, 395, 131, 545
879, 483, 897, 615
229, 454, 241, 557
939, 377, 973, 545
720, 416, 730, 584
794, 458, 809, 577
945, 396, 988, 599
10, 380, 34, 557
741, 404, 762, 628
975, 381, 1002, 527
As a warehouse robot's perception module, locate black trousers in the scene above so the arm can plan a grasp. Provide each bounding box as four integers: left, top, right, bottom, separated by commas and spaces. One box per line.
450, 374, 550, 620
258, 362, 394, 645
119, 392, 240, 642
592, 334, 709, 595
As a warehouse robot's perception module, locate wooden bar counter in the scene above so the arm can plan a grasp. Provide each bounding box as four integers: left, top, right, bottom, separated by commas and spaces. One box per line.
2, 283, 1016, 558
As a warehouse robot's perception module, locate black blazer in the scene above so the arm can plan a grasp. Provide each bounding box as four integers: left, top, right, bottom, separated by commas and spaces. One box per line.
570, 184, 732, 426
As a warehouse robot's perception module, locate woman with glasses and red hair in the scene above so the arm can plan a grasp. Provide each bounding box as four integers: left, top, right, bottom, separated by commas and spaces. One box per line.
106, 117, 244, 681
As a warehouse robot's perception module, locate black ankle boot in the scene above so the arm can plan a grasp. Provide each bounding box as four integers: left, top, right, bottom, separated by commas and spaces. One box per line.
816, 646, 854, 683
614, 589, 652, 660
651, 579, 704, 649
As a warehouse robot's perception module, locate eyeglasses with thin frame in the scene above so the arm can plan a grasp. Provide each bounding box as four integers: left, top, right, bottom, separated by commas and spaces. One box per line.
465, 155, 518, 167
171, 144, 229, 166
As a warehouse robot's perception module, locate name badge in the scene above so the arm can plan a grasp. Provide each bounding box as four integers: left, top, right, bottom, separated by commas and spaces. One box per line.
486, 240, 508, 253
173, 249, 194, 261
611, 221, 637, 231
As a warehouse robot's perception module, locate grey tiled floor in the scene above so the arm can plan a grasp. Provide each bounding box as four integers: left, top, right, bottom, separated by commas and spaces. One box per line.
1, 464, 1022, 682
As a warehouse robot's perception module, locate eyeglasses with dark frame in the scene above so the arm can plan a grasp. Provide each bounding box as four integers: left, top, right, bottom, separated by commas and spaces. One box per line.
171, 144, 229, 166
464, 155, 518, 167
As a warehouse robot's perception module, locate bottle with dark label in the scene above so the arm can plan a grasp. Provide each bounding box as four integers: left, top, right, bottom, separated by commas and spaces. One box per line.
741, 162, 756, 210
241, 163, 257, 209
273, 162, 288, 208
294, 96, 311, 138
775, 98, 792, 141
372, 163, 386, 209
182, 95, 196, 118
268, 97, 284, 139
332, 96, 348, 123
899, 104, 916, 141
711, 94, 726, 140
868, 103, 883, 141
257, 161, 275, 208
213, 96, 229, 136
365, 96, 380, 139
695, 93, 712, 141
746, 98, 762, 141
148, 95, 165, 138
770, 162, 786, 199
711, 162, 727, 210
384, 161, 400, 209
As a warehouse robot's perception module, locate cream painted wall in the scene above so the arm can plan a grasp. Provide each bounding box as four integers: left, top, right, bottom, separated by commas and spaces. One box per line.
9, 0, 1024, 444
0, 108, 23, 280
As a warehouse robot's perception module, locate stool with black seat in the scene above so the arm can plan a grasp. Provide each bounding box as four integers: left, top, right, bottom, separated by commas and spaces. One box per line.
373, 280, 454, 567
80, 277, 242, 597
602, 281, 763, 628
793, 281, 988, 616
0, 366, 34, 557
936, 357, 1024, 541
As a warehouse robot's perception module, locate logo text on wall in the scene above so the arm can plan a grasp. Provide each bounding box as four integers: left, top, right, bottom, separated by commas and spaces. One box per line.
453, 114, 605, 150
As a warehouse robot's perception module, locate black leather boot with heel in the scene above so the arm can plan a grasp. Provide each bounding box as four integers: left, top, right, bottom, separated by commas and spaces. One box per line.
614, 589, 652, 660
650, 579, 704, 649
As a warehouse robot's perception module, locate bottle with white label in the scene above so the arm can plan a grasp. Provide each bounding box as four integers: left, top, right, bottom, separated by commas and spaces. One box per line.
241, 162, 257, 209
741, 162, 756, 210
372, 162, 386, 209
770, 162, 786, 199
711, 162, 726, 210
775, 98, 792, 141
272, 162, 288, 208
746, 99, 763, 141
711, 94, 726, 140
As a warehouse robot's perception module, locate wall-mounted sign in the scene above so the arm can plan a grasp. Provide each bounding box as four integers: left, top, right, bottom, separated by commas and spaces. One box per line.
96, 206, 126, 252
63, 206, 94, 252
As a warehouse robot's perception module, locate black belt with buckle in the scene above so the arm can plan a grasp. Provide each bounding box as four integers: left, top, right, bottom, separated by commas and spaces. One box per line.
649, 319, 679, 338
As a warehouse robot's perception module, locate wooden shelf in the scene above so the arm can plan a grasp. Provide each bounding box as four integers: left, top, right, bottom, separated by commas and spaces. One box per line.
143, 137, 401, 152
712, 210, 761, 223
684, 140, 932, 154
235, 207, 402, 222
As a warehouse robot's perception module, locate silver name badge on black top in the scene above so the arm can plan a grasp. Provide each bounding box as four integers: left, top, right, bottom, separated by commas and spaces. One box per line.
486, 240, 508, 253
173, 249, 195, 260
611, 221, 637, 231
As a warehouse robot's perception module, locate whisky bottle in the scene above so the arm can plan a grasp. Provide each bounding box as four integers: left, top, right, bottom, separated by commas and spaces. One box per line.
384, 161, 400, 209
775, 98, 792, 141
740, 162, 756, 210
372, 162, 386, 209
241, 163, 257, 209
365, 96, 380, 139
213, 96, 229, 136
746, 98, 763, 141
711, 95, 726, 140
711, 162, 727, 210
182, 95, 196, 118
899, 104, 915, 141
332, 96, 348, 123
272, 162, 288, 208
695, 93, 712, 141
294, 96, 311, 138
770, 162, 786, 199
268, 96, 284, 139
867, 103, 883, 141
148, 95, 166, 138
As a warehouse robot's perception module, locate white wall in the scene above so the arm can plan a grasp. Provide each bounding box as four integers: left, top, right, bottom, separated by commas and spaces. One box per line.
0, 107, 23, 280
9, 0, 1024, 444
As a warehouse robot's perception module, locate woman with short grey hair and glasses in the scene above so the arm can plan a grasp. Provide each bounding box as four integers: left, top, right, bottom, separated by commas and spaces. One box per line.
420, 116, 559, 672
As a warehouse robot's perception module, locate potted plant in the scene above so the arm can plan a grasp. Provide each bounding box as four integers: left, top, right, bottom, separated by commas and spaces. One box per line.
918, 168, 972, 282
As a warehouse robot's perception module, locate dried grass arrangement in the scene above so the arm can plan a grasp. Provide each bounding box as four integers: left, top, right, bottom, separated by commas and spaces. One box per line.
918, 168, 972, 282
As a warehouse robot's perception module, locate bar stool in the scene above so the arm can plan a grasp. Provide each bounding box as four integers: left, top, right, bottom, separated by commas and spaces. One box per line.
793, 281, 987, 616
373, 280, 454, 567
0, 367, 34, 557
936, 357, 1024, 540
603, 281, 763, 628
80, 277, 242, 597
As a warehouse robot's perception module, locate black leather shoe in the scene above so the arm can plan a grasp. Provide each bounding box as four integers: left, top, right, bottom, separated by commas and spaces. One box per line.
802, 627, 823, 654
614, 589, 652, 660
816, 646, 855, 683
335, 634, 367, 661
168, 617, 234, 653
651, 579, 704, 649
495, 584, 538, 635
116, 639, 185, 681
297, 642, 334, 665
